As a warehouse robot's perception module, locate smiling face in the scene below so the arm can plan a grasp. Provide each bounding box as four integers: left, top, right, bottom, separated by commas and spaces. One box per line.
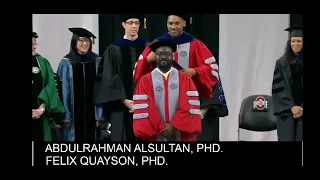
167, 15, 185, 37
291, 37, 303, 54
76, 37, 91, 54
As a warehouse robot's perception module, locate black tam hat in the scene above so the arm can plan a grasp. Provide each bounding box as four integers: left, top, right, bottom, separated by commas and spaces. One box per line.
69, 27, 96, 38
32, 32, 39, 38
165, 14, 190, 21
120, 14, 144, 23
284, 25, 303, 38
149, 40, 177, 52
69, 27, 96, 44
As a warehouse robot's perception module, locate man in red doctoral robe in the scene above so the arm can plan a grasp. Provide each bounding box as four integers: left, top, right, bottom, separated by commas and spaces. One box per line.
133, 40, 202, 141
134, 14, 228, 141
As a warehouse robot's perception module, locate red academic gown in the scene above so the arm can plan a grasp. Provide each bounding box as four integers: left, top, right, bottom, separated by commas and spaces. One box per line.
134, 32, 219, 99
133, 68, 202, 141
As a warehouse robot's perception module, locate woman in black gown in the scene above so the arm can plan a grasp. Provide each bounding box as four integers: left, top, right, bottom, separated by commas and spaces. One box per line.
57, 28, 104, 142
272, 25, 303, 141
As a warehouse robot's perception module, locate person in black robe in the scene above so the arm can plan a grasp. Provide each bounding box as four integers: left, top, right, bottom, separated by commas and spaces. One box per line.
94, 14, 149, 141
57, 27, 104, 142
198, 75, 228, 141
272, 25, 303, 141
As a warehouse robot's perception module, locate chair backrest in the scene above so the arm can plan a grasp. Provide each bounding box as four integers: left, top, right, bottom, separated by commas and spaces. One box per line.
238, 95, 278, 141
238, 94, 277, 141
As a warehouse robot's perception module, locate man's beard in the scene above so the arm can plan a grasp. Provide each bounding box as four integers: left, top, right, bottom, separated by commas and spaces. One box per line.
157, 61, 172, 73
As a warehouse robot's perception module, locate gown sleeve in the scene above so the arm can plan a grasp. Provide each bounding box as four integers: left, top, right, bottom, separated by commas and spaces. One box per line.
56, 58, 72, 123
170, 74, 202, 135
94, 56, 104, 121
190, 40, 219, 99
134, 45, 155, 83
132, 75, 165, 140
272, 58, 295, 116
94, 45, 127, 105
38, 58, 65, 121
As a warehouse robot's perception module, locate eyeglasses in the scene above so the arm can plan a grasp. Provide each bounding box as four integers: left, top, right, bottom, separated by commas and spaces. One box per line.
156, 52, 173, 57
32, 43, 38, 47
78, 38, 90, 44
126, 21, 140, 26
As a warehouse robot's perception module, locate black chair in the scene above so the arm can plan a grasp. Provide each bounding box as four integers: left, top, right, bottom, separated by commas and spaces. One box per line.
238, 95, 277, 141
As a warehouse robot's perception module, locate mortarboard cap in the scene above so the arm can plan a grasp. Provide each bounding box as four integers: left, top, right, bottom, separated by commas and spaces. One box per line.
69, 27, 96, 44
69, 27, 96, 38
284, 25, 303, 38
166, 14, 190, 21
149, 40, 177, 52
32, 32, 39, 38
120, 14, 144, 23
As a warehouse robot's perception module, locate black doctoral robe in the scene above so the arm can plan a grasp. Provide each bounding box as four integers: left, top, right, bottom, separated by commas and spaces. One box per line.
94, 37, 149, 141
57, 52, 103, 142
197, 75, 229, 141
272, 56, 303, 141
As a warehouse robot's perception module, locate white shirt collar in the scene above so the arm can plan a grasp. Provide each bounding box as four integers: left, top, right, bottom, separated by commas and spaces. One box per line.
156, 67, 173, 75
123, 35, 138, 40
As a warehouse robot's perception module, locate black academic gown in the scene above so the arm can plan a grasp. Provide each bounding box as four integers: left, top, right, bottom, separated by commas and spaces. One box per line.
57, 53, 102, 142
272, 56, 303, 141
197, 77, 228, 141
94, 37, 149, 141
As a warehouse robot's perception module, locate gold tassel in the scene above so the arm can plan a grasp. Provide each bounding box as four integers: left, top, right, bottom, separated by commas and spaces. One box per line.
92, 38, 95, 45
144, 18, 147, 29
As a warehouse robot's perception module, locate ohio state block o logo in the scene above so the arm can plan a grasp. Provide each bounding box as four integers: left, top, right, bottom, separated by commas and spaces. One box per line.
253, 96, 268, 110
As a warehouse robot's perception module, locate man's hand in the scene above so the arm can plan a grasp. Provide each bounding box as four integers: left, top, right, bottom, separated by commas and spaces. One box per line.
146, 52, 156, 64
200, 107, 209, 119
122, 99, 134, 110
181, 68, 197, 77
32, 109, 44, 119
291, 106, 303, 119
159, 122, 176, 137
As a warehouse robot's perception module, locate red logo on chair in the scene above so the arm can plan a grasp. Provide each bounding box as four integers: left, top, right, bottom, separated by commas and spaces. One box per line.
253, 96, 268, 110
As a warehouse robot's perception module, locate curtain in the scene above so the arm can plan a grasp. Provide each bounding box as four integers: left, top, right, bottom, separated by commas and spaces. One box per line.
32, 14, 99, 71
98, 14, 124, 55
219, 14, 290, 141
290, 14, 303, 26
192, 14, 220, 63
